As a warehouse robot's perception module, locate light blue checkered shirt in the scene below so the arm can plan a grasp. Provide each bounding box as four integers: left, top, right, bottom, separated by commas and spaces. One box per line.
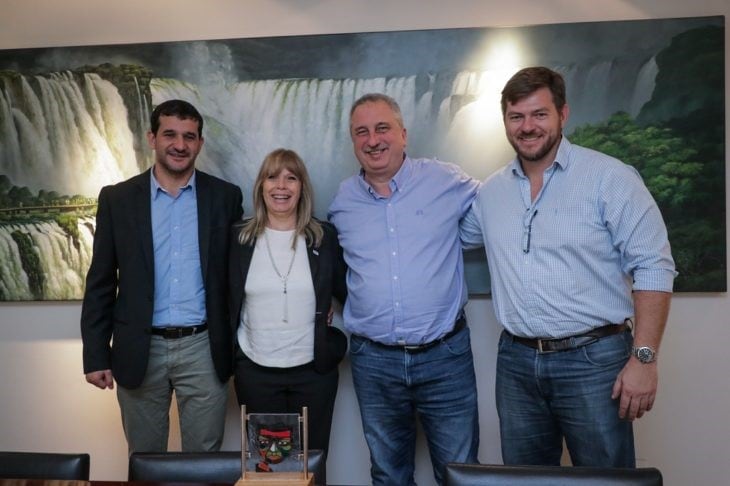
461, 137, 676, 339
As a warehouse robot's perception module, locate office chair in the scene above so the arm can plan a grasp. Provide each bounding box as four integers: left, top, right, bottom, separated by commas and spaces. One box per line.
129, 450, 326, 485
0, 451, 90, 480
443, 463, 663, 486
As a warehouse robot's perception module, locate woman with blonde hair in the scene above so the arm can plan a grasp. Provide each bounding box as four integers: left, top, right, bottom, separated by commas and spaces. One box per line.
229, 148, 347, 457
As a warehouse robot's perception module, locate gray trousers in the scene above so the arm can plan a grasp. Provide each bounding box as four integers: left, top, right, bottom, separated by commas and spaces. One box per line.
117, 331, 228, 453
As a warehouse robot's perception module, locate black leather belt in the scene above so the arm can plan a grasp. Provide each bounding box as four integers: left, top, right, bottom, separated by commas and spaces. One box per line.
509, 322, 630, 354
150, 323, 208, 339
366, 315, 467, 354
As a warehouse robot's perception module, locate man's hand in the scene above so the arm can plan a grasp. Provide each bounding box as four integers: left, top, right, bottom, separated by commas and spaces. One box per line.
611, 359, 657, 421
86, 369, 114, 390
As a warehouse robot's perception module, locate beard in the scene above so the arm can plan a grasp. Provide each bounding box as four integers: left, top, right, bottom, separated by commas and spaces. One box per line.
509, 130, 561, 164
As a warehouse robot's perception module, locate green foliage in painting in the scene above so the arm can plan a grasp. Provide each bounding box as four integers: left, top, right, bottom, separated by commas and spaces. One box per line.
570, 24, 725, 292
571, 112, 724, 292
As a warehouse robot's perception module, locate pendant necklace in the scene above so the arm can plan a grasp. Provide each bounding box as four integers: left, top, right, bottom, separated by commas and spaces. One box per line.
263, 230, 297, 323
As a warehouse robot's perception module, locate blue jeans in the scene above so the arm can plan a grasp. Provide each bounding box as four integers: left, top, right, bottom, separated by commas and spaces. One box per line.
496, 330, 635, 467
350, 326, 480, 486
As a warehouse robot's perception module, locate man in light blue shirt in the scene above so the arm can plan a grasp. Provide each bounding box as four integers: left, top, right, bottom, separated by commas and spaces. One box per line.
461, 67, 676, 467
329, 93, 480, 485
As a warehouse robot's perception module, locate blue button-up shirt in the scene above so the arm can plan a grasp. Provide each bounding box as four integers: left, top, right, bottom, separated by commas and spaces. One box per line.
329, 156, 479, 345
150, 170, 206, 326
461, 137, 676, 339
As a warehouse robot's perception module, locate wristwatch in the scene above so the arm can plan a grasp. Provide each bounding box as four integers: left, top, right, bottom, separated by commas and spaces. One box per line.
632, 345, 657, 364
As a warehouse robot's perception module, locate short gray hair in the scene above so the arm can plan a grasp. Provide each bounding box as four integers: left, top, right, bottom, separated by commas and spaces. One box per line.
349, 93, 404, 128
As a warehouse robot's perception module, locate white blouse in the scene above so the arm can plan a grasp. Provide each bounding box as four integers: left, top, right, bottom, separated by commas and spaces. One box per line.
238, 228, 315, 367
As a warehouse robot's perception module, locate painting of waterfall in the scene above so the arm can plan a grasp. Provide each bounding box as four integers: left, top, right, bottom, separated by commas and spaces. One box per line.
0, 16, 724, 300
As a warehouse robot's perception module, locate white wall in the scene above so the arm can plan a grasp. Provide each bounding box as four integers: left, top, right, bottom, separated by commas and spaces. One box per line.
0, 1, 728, 485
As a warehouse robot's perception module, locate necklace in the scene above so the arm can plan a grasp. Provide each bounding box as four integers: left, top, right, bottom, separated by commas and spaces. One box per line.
263, 230, 297, 323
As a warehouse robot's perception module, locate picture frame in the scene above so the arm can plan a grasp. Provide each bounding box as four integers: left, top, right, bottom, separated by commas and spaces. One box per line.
0, 15, 724, 300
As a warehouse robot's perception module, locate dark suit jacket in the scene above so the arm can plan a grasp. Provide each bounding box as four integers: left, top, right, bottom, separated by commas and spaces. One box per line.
229, 220, 347, 373
81, 168, 243, 389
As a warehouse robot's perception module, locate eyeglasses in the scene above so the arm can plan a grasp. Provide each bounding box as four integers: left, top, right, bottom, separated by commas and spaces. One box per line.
522, 208, 538, 254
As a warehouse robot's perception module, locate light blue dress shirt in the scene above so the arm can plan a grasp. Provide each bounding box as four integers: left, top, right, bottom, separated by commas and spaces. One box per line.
329, 156, 479, 345
150, 170, 206, 327
461, 137, 676, 339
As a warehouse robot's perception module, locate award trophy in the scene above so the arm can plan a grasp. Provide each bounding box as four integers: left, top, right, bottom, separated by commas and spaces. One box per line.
236, 406, 314, 486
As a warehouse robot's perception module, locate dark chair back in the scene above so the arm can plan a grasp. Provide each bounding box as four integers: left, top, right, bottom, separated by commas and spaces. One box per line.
128, 450, 326, 486
0, 452, 90, 480
443, 463, 663, 486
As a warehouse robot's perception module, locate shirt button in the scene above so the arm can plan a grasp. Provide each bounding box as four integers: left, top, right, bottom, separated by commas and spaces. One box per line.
393, 276, 398, 280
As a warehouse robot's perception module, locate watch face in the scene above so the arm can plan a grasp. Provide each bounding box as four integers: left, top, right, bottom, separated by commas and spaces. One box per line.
635, 346, 656, 363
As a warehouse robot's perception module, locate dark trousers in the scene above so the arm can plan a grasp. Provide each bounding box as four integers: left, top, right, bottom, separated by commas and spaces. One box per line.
233, 347, 339, 455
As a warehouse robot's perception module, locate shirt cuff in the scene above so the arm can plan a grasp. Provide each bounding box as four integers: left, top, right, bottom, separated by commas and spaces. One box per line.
633, 268, 677, 293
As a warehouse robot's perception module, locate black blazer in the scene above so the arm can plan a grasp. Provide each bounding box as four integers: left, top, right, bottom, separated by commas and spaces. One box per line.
229, 220, 347, 373
80, 169, 243, 389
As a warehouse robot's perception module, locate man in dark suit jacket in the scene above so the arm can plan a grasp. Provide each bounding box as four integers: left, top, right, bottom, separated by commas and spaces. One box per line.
81, 100, 243, 453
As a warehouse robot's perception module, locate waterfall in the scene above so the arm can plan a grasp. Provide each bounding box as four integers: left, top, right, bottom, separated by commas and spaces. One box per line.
559, 58, 657, 131
133, 75, 152, 171
0, 217, 94, 300
147, 56, 655, 213
0, 57, 655, 299
1, 59, 655, 209
0, 71, 140, 197
629, 57, 658, 118
0, 224, 32, 299
150, 75, 427, 215
150, 70, 518, 212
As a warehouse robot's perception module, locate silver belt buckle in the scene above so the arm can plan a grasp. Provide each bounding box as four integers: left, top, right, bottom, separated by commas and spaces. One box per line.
537, 339, 545, 353
162, 327, 180, 339
536, 338, 557, 354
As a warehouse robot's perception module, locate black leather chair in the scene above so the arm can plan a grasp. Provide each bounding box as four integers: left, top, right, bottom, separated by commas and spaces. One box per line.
444, 463, 663, 486
0, 451, 90, 480
129, 450, 326, 485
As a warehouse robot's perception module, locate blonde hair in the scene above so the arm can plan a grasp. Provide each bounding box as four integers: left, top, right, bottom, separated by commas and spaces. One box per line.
238, 148, 323, 248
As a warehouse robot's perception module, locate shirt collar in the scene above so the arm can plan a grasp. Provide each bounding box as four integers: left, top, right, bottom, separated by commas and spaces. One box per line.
150, 167, 196, 199
509, 136, 572, 178
358, 155, 413, 199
